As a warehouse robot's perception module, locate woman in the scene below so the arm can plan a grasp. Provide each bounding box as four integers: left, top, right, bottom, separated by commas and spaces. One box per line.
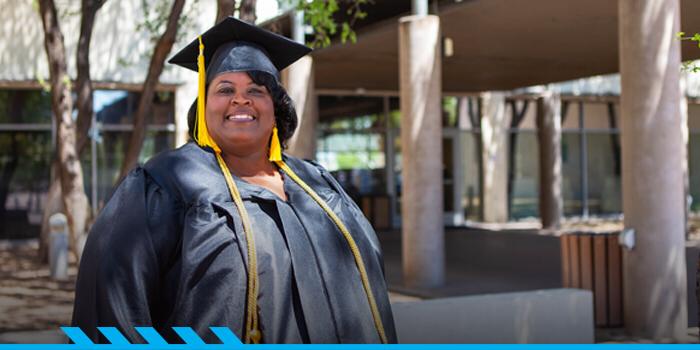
72, 17, 396, 344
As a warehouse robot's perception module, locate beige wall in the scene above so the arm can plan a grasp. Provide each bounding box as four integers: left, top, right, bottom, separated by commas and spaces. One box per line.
0, 0, 217, 85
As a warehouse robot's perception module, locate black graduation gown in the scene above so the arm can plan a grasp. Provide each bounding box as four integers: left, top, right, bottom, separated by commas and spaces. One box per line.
71, 142, 397, 344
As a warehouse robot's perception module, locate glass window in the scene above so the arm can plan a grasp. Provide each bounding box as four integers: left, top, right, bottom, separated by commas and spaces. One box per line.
509, 131, 539, 220
460, 130, 482, 221
0, 131, 52, 238
0, 90, 52, 124
561, 102, 580, 130
94, 90, 175, 125
442, 96, 458, 127
561, 132, 583, 216
586, 131, 622, 214
688, 132, 700, 212
0, 87, 177, 238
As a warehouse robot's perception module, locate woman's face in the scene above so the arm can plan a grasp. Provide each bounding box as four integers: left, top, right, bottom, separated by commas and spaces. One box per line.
206, 71, 275, 155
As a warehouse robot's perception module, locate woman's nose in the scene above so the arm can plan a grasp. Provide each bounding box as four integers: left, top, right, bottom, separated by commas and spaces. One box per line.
231, 93, 252, 105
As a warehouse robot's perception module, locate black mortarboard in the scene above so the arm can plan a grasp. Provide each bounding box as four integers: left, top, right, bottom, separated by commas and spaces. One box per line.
168, 16, 311, 81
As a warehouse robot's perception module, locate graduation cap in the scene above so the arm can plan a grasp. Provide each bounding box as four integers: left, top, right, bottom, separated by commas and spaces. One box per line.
168, 16, 312, 153
169, 16, 312, 81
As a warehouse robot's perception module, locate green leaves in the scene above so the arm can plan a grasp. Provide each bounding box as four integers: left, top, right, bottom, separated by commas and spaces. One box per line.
677, 31, 700, 48
677, 31, 700, 72
290, 0, 372, 48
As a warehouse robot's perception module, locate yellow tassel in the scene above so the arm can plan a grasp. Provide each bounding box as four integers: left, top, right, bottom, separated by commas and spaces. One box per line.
268, 126, 282, 161
195, 36, 221, 153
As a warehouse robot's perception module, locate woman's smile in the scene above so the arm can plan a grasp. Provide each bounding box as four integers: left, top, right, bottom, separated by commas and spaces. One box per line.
224, 107, 258, 123
225, 114, 256, 122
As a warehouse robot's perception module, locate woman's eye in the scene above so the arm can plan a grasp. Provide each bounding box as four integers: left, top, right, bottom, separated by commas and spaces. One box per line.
218, 87, 234, 94
248, 87, 266, 95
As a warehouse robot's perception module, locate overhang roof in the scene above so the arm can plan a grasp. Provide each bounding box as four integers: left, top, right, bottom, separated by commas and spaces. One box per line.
309, 0, 700, 93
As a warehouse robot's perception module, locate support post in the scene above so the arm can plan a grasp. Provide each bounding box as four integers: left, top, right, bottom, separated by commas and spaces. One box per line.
481, 92, 510, 223
399, 14, 444, 288
537, 93, 563, 230
286, 10, 318, 159
619, 0, 687, 340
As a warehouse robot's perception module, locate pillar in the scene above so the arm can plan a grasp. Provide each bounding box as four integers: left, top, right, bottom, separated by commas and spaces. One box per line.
399, 14, 444, 288
536, 93, 563, 230
481, 92, 510, 223
619, 0, 687, 340
285, 56, 318, 159
286, 10, 318, 159
174, 79, 197, 147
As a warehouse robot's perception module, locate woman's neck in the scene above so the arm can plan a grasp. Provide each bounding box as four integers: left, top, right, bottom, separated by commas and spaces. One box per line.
222, 149, 277, 177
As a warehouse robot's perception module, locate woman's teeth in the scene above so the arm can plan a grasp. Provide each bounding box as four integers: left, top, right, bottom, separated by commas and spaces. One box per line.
226, 114, 255, 121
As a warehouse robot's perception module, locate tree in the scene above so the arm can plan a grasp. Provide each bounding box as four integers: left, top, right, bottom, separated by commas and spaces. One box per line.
293, 0, 371, 47
117, 0, 187, 182
38, 0, 106, 263
76, 0, 107, 155
38, 0, 91, 260
216, 0, 236, 23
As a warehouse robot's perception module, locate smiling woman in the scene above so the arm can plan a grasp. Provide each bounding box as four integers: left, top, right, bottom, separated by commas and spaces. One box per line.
71, 17, 396, 345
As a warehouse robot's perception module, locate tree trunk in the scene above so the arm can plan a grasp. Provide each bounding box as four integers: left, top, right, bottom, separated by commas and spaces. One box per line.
238, 0, 257, 23
39, 0, 105, 263
216, 0, 255, 24
117, 0, 186, 182
216, 0, 236, 23
38, 0, 91, 261
76, 0, 106, 155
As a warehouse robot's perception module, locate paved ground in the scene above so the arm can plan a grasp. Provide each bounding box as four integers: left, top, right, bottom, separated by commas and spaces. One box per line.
0, 228, 698, 344
0, 239, 76, 343
0, 239, 421, 344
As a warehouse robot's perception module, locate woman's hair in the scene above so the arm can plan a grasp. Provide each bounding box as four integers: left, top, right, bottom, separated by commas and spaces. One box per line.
187, 70, 298, 148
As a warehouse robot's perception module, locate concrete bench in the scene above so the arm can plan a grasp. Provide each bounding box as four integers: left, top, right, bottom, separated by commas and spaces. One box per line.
392, 288, 594, 343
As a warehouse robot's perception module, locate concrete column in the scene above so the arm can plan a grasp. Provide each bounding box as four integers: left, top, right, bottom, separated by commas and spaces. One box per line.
175, 78, 197, 147
399, 15, 444, 288
619, 0, 687, 340
286, 10, 318, 160
285, 56, 318, 159
536, 93, 563, 230
481, 92, 510, 223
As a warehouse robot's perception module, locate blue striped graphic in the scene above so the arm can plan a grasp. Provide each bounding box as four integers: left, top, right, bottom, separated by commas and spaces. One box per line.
60, 327, 93, 345
209, 327, 242, 345
134, 327, 168, 345
97, 327, 129, 345
2, 328, 699, 349
171, 327, 206, 345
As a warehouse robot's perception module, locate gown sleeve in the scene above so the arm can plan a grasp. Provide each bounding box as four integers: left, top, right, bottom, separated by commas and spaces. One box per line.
71, 167, 182, 343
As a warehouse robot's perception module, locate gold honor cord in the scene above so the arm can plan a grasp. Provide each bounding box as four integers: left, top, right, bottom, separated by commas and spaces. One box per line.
213, 153, 388, 344
275, 161, 389, 344
215, 153, 261, 344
